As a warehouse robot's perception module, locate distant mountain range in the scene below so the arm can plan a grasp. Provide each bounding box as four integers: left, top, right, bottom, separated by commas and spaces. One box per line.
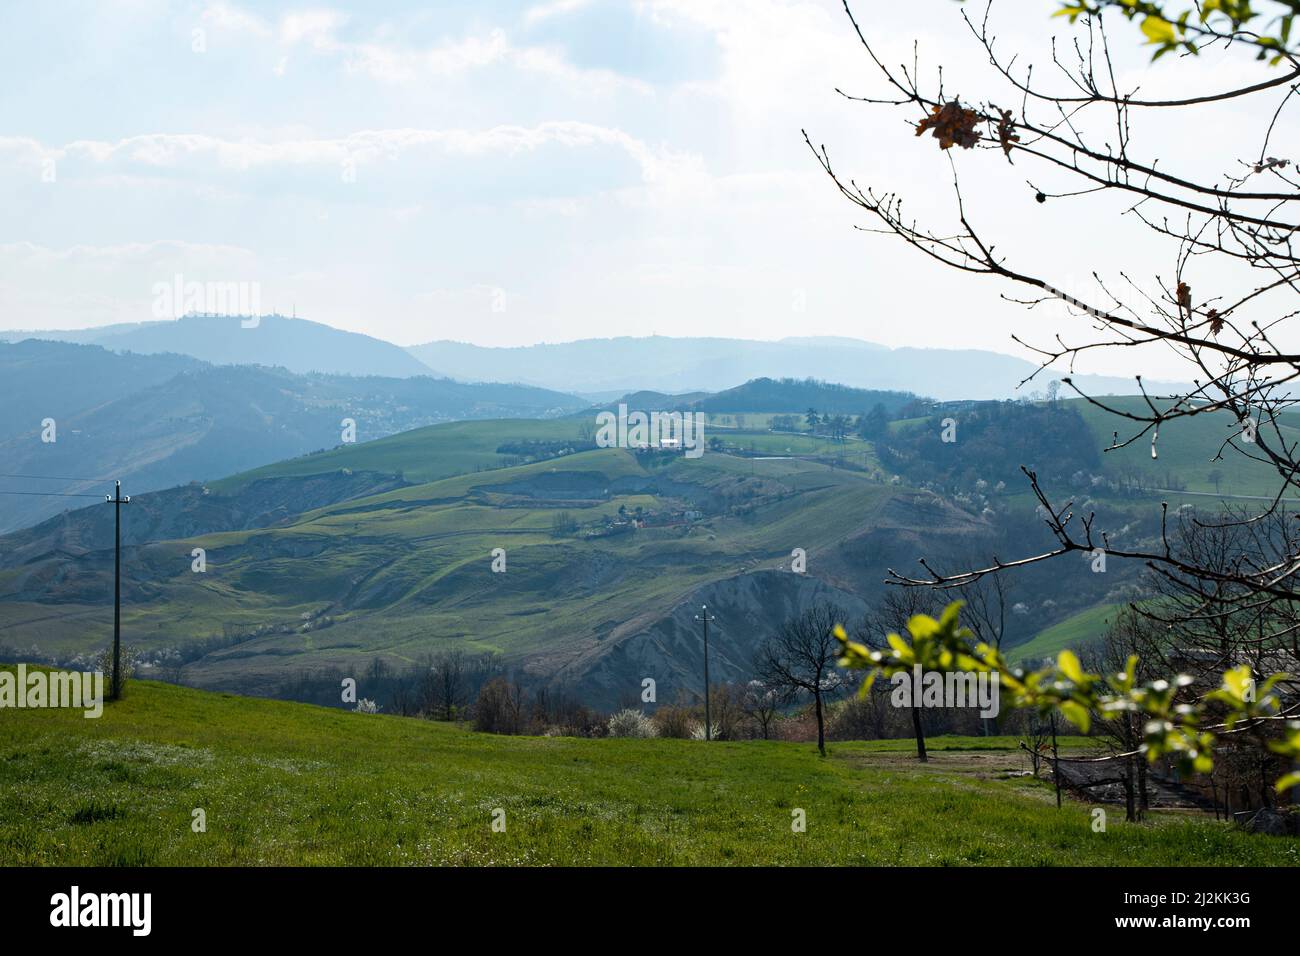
0, 340, 585, 533
0, 313, 1188, 534
1, 314, 431, 379
588, 378, 921, 417
410, 335, 1178, 402
3, 314, 1182, 401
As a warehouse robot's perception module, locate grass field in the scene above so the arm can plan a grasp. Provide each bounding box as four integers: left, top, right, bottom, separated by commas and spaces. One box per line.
2, 671, 1294, 867
1009, 604, 1122, 663
208, 418, 593, 493
1069, 397, 1300, 498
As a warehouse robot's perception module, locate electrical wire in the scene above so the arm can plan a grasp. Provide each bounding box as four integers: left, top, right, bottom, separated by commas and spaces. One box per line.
0, 489, 106, 498
0, 472, 111, 482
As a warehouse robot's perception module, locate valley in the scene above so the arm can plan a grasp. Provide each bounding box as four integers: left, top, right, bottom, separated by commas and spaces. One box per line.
5, 385, 1286, 708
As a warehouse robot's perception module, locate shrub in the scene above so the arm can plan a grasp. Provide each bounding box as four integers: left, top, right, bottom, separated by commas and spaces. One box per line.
652, 704, 696, 739
473, 677, 528, 734
95, 644, 140, 697
607, 708, 658, 738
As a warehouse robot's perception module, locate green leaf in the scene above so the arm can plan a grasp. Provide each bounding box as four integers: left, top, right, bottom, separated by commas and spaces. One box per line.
1221, 664, 1253, 701
1058, 649, 1084, 683
905, 614, 939, 641
1274, 771, 1300, 793
1061, 700, 1091, 733
1140, 14, 1177, 45
1054, 3, 1090, 22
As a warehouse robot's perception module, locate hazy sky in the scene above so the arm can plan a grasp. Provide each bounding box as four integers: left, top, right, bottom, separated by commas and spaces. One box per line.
0, 0, 1288, 381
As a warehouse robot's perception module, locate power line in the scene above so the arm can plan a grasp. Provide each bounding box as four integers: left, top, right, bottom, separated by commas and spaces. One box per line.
0, 489, 106, 498
0, 472, 111, 482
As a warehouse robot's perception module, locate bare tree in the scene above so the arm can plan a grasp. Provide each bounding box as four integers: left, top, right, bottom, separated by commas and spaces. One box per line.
1081, 607, 1169, 819
709, 682, 743, 741
741, 679, 780, 739
807, 0, 1300, 774
958, 564, 1016, 734
755, 604, 850, 756
474, 674, 529, 735
809, 2, 1300, 611
417, 649, 468, 721
862, 588, 941, 761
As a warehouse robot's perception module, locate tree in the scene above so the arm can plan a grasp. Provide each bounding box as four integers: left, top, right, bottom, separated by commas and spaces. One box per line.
829, 414, 850, 442
474, 675, 529, 735
741, 679, 780, 739
755, 604, 849, 756
862, 588, 939, 761
1082, 606, 1169, 820
419, 649, 467, 721
809, 2, 1300, 792
709, 682, 743, 740
858, 403, 890, 440
810, 0, 1300, 605
956, 562, 1016, 733
550, 511, 578, 537
805, 407, 819, 428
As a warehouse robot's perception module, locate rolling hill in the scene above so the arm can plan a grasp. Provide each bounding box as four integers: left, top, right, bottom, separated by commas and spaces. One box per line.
0, 410, 1127, 705
1069, 396, 1300, 498
588, 377, 920, 417
0, 341, 586, 533
2, 380, 1291, 705
406, 335, 1187, 402
3, 313, 435, 378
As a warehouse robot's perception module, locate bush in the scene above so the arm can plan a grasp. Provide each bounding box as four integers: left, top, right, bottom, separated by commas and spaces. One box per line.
652, 703, 697, 738
607, 708, 658, 738
474, 677, 528, 734
95, 644, 140, 697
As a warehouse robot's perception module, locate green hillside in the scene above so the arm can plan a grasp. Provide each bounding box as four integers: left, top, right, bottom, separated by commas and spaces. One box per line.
1070, 397, 1300, 498
0, 431, 930, 700
3, 393, 1286, 706
3, 672, 1292, 866
211, 418, 591, 492
1009, 603, 1122, 664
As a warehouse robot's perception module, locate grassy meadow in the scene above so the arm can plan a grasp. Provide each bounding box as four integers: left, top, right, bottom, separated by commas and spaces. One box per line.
2, 671, 1295, 867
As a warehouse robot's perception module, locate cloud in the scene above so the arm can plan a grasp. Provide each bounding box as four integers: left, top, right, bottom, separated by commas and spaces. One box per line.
199, 1, 272, 38
524, 0, 597, 25
199, 0, 648, 92
279, 9, 349, 48
0, 240, 264, 330
0, 122, 701, 191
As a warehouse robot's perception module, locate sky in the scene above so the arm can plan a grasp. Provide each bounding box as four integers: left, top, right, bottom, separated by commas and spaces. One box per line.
0, 0, 1291, 381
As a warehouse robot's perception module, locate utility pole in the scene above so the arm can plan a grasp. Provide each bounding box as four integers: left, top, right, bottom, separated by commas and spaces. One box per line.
105, 480, 129, 700
694, 605, 715, 741
1050, 709, 1062, 809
